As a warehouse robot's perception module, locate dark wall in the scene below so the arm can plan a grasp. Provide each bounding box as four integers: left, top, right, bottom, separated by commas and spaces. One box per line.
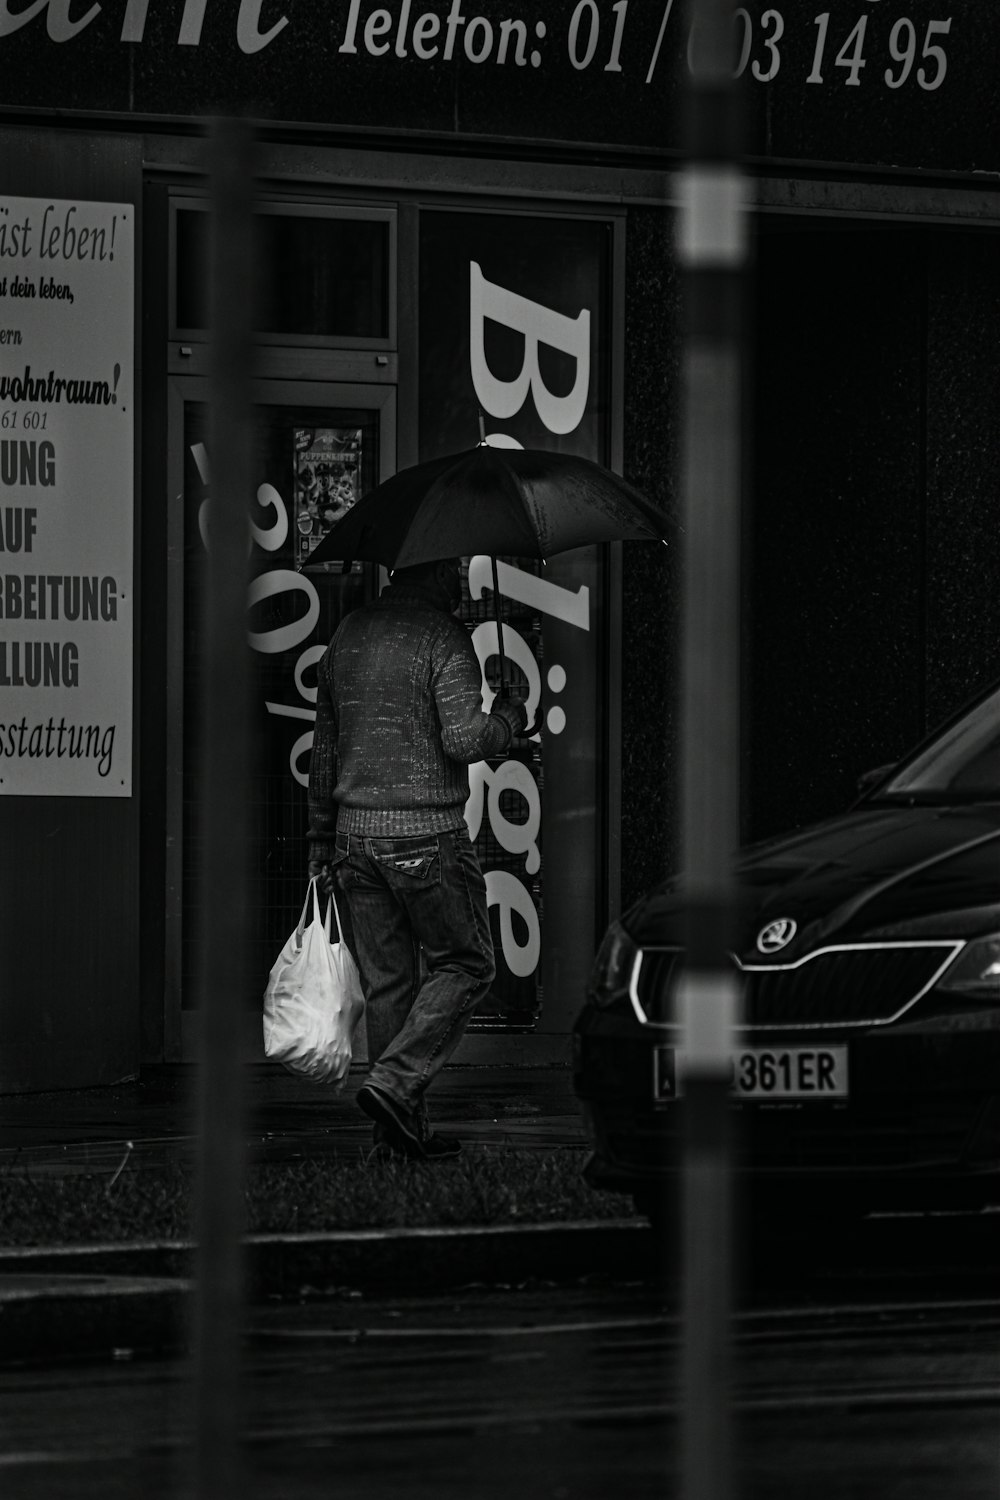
620, 209, 1000, 902
748, 220, 1000, 842
925, 231, 1000, 723
620, 207, 681, 910
746, 221, 927, 839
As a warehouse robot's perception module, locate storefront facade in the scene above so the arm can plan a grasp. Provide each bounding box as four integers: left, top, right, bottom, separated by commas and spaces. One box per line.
1, 3, 998, 1092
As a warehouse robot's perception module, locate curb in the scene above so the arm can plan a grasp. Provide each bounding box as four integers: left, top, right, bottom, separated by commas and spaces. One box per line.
247, 1219, 655, 1297
0, 1219, 653, 1364
0, 1273, 191, 1365
1, 1218, 652, 1292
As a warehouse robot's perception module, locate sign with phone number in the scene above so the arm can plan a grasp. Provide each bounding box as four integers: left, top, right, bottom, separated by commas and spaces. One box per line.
0, 2, 994, 176
707, 10, 951, 91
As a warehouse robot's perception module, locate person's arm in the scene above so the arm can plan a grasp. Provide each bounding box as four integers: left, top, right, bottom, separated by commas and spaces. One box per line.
306, 642, 339, 878
434, 625, 527, 763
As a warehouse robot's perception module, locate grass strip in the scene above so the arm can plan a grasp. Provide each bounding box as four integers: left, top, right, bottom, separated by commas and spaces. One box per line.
0, 1146, 633, 1246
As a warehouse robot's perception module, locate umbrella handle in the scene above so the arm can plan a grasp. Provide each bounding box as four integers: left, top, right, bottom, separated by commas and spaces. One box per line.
489, 558, 541, 735
491, 556, 509, 693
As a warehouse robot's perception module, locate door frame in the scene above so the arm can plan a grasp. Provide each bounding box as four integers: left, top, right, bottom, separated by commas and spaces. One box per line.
164, 375, 397, 1058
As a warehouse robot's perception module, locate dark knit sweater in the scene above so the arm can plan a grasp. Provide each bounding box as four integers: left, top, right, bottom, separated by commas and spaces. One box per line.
307, 583, 513, 855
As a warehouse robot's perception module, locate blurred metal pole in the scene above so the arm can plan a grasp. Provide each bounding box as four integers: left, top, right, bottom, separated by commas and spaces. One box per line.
676, 1, 747, 1497
192, 115, 256, 1500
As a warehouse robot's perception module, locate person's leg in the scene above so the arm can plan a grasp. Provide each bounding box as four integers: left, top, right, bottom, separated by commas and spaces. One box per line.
332, 833, 420, 1086
363, 827, 495, 1114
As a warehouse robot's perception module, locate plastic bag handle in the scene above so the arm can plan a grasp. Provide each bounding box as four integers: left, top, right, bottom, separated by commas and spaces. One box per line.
298, 875, 348, 946
297, 878, 320, 943
327, 884, 348, 945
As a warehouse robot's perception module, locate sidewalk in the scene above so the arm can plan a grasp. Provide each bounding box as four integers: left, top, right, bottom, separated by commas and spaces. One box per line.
0, 1063, 649, 1363
0, 1061, 588, 1174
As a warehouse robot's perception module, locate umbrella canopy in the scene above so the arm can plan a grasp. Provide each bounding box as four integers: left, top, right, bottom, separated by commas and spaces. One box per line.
306, 443, 670, 570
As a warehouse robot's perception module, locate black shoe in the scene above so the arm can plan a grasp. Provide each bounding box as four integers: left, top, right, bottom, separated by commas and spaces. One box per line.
371, 1125, 463, 1162
357, 1082, 426, 1159
422, 1132, 462, 1160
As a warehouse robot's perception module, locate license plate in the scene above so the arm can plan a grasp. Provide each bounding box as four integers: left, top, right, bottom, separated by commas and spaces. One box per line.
654, 1046, 849, 1101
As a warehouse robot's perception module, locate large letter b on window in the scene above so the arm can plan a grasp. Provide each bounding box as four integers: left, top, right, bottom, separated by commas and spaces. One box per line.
469, 262, 590, 436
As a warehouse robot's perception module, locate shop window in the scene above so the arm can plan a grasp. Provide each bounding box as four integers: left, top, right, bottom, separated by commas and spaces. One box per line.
172, 201, 394, 345
179, 400, 382, 1003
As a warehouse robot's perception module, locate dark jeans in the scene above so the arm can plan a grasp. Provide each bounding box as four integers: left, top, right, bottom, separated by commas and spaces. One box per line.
330, 826, 495, 1120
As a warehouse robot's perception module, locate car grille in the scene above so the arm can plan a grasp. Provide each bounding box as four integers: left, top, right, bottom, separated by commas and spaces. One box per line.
633, 943, 961, 1029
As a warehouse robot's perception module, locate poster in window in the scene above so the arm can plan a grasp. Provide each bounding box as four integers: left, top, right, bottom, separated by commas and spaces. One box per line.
0, 196, 134, 797
293, 426, 363, 570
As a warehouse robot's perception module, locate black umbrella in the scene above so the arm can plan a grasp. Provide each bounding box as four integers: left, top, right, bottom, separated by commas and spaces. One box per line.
308, 442, 668, 570
306, 441, 671, 727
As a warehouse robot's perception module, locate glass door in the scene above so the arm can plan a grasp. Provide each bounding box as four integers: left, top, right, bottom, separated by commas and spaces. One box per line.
165, 378, 395, 1047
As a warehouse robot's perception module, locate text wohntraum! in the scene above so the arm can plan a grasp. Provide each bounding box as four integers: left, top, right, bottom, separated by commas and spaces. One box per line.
0, 367, 118, 405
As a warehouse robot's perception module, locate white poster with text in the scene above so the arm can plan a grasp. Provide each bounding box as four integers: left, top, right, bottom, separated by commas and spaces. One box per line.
0, 196, 133, 796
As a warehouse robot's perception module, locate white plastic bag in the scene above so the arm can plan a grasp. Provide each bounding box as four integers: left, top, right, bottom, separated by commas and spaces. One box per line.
262, 878, 365, 1086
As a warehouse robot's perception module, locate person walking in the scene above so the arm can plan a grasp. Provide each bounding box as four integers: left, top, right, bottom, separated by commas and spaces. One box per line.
307, 557, 527, 1161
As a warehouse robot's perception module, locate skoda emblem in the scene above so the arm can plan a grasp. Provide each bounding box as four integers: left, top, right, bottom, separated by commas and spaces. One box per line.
756, 918, 797, 954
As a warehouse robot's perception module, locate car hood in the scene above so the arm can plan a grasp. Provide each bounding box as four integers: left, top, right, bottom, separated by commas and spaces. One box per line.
627, 802, 1000, 961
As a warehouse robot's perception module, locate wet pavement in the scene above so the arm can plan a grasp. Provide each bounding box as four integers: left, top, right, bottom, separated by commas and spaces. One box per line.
3, 1280, 999, 1499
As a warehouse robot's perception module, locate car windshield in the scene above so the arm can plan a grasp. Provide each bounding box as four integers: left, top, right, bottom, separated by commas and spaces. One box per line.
880, 685, 1000, 799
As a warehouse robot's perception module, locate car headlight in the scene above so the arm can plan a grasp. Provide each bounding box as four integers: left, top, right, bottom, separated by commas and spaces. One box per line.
937, 935, 1000, 1001
589, 920, 639, 1008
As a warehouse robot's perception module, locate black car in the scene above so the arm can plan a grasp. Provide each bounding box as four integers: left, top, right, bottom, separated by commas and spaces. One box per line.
574, 680, 1000, 1221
